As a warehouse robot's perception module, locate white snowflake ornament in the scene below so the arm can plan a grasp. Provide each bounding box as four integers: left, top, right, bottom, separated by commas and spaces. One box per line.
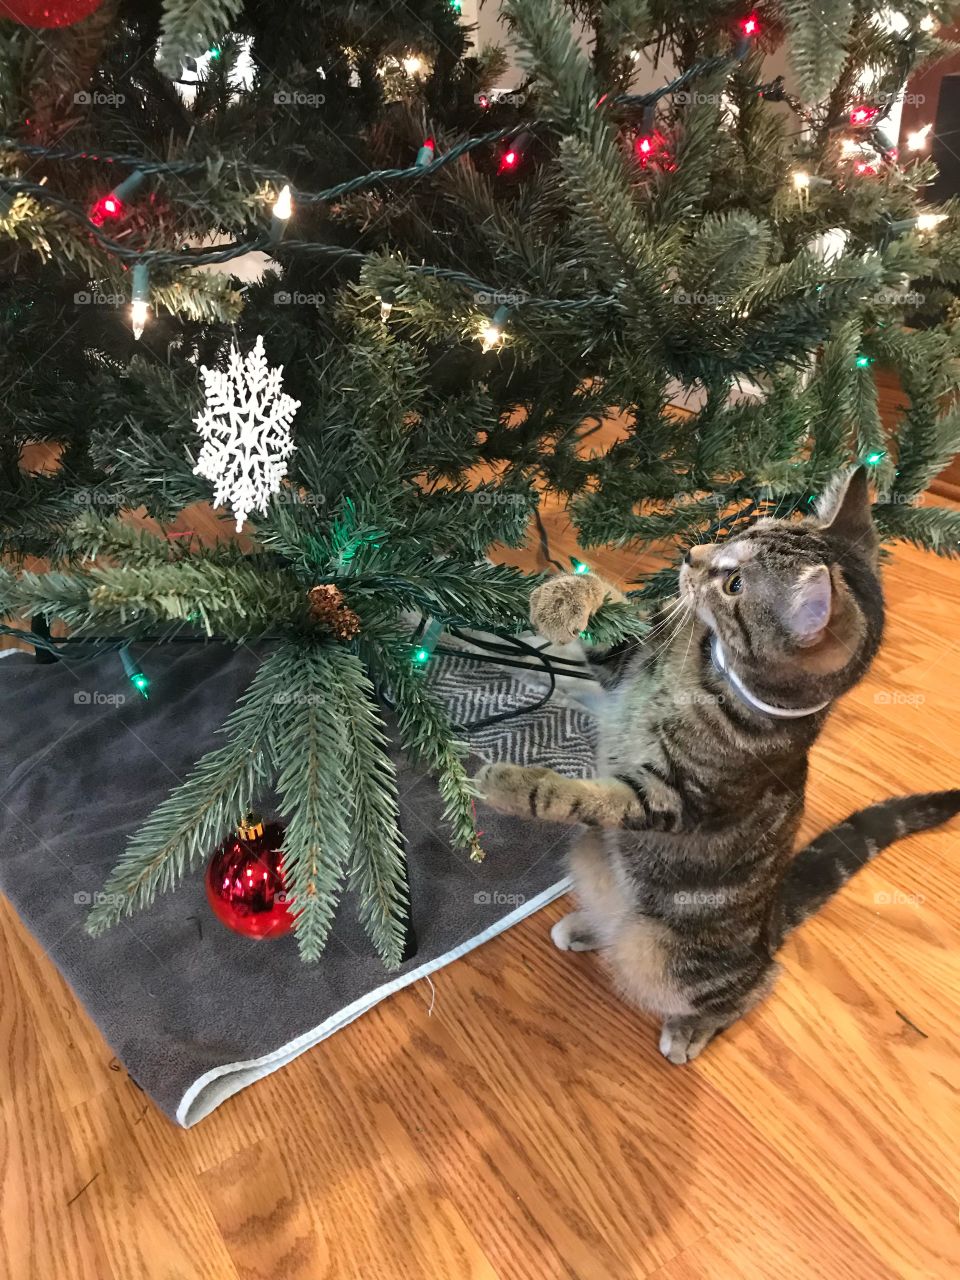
193, 336, 300, 531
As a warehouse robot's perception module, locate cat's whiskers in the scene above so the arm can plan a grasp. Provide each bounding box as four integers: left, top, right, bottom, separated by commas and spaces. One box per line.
678, 591, 700, 671
647, 600, 692, 664
642, 597, 687, 645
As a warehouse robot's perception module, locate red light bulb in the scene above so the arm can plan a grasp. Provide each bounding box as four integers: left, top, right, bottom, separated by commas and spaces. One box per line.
854, 160, 877, 176
850, 104, 877, 127
89, 193, 123, 226
740, 14, 759, 37
635, 131, 669, 168
497, 131, 532, 175
415, 137, 436, 167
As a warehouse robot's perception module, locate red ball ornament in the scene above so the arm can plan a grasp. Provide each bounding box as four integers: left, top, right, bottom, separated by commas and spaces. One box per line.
0, 0, 105, 28
204, 815, 295, 939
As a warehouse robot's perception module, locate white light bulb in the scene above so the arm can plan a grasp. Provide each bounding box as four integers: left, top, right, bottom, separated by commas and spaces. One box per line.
840, 138, 859, 157
920, 14, 937, 32
906, 124, 933, 152
480, 323, 502, 353
273, 184, 292, 221
131, 299, 149, 341
793, 171, 811, 190
916, 212, 947, 231
402, 56, 423, 76
380, 297, 394, 321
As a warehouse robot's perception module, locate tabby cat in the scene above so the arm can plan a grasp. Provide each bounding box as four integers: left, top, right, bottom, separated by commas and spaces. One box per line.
476, 468, 960, 1064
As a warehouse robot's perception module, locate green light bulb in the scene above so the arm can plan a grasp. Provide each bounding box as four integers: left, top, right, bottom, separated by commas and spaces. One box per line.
413, 648, 430, 664
855, 355, 872, 369
573, 560, 590, 574
866, 450, 886, 465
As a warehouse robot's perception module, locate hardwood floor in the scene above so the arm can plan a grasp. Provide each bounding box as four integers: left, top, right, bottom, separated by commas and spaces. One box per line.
2, 497, 959, 1278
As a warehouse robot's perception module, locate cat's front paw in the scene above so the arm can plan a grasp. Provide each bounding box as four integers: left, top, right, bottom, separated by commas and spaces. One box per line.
475, 762, 553, 818
530, 573, 608, 645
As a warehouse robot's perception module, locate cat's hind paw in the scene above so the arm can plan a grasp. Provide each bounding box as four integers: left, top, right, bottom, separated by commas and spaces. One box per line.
551, 911, 601, 952
658, 1016, 720, 1066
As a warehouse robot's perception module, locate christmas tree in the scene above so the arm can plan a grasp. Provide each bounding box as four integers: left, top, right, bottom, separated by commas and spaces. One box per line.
2, 0, 960, 966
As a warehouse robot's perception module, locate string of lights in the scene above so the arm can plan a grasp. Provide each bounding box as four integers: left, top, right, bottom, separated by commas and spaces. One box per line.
0, 20, 763, 236
1, 121, 539, 198
1, 11, 947, 347
0, 28, 756, 199
0, 29, 763, 343
0, 36, 747, 210
0, 173, 623, 325
614, 23, 754, 108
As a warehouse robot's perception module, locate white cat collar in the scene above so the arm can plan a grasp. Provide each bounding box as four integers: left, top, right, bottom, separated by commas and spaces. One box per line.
710, 637, 831, 720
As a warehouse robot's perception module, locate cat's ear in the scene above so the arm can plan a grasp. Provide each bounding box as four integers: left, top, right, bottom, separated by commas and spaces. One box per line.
783, 564, 833, 643
815, 466, 876, 550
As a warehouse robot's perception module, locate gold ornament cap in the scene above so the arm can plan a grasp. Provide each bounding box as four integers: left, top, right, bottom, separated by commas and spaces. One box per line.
237, 812, 265, 841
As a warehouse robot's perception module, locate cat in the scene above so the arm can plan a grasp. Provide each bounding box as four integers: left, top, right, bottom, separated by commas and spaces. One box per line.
476, 468, 960, 1064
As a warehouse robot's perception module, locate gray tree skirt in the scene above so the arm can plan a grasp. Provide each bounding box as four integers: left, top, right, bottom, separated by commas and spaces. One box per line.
0, 641, 596, 1125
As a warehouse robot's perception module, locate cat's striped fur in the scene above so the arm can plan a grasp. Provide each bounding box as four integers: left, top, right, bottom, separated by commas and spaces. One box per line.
477, 469, 960, 1064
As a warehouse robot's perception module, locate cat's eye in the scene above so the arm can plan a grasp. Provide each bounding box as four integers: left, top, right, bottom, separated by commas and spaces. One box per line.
722, 571, 743, 596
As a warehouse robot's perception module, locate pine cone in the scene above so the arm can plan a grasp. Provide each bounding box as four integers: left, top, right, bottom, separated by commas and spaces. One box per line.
307, 584, 361, 640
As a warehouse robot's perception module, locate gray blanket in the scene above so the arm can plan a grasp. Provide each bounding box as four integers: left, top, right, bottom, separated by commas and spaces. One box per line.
0, 641, 595, 1125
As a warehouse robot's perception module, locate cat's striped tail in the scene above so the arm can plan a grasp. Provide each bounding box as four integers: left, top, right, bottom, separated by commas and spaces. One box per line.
776, 790, 960, 941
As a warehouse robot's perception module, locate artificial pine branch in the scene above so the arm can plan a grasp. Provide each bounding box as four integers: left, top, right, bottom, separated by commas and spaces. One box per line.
370, 638, 482, 860
86, 648, 290, 934
807, 318, 862, 476
678, 212, 772, 300
882, 330, 960, 498
580, 595, 649, 647
895, 405, 960, 499
872, 504, 960, 557
853, 360, 888, 485
574, 496, 720, 549
271, 644, 353, 963
503, 0, 599, 129
558, 133, 668, 303
156, 0, 244, 77
649, 79, 722, 227
151, 273, 245, 326
328, 647, 410, 968
784, 0, 855, 101
4, 561, 303, 639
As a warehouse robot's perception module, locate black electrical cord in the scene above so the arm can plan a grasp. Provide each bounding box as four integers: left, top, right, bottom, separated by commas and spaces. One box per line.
0, 624, 286, 662
2, 617, 597, 732
439, 626, 597, 732
533, 507, 566, 572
